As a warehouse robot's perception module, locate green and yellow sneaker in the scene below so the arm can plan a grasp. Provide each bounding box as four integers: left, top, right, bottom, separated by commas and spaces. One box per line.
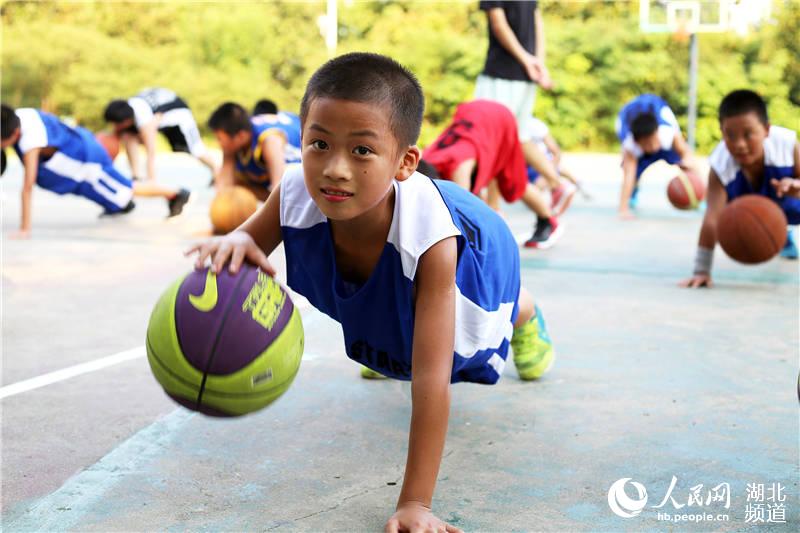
510, 305, 555, 380
360, 366, 387, 379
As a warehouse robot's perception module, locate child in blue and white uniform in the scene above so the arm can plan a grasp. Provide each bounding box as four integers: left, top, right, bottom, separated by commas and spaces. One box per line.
682, 89, 800, 288
104, 88, 218, 183
1, 105, 190, 238
616, 94, 701, 217
208, 102, 301, 200
188, 53, 555, 532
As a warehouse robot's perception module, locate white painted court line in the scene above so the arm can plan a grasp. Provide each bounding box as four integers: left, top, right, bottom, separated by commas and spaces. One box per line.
0, 347, 145, 400
0, 297, 313, 400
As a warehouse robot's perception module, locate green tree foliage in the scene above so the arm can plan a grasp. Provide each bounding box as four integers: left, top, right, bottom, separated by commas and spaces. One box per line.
2, 0, 797, 152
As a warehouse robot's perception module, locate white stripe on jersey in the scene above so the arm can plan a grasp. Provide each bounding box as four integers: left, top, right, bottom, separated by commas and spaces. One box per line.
487, 353, 506, 376
16, 108, 48, 154
388, 173, 460, 280
43, 152, 133, 208
455, 286, 515, 358
709, 125, 797, 186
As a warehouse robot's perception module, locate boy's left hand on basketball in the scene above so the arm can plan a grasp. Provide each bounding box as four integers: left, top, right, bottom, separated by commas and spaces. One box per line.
385, 502, 463, 533
771, 177, 800, 199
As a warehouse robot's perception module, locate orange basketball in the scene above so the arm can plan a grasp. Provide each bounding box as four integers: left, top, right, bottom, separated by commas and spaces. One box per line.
210, 186, 259, 234
95, 131, 120, 160
717, 195, 787, 264
667, 170, 705, 210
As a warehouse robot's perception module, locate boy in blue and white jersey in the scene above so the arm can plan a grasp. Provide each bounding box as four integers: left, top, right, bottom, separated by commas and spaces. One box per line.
682, 89, 800, 287
104, 88, 219, 183
188, 53, 555, 532
207, 102, 301, 201
1, 105, 190, 239
615, 94, 701, 217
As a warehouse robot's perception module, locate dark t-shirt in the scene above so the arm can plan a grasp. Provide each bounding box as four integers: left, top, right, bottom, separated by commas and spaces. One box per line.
480, 1, 537, 82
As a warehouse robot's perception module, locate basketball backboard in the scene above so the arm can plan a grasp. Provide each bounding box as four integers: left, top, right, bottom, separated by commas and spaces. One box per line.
639, 0, 732, 34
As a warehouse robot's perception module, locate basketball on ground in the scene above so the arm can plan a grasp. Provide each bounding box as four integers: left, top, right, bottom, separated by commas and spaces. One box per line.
667, 170, 705, 210
717, 195, 787, 264
95, 131, 120, 160
210, 186, 259, 234
146, 264, 304, 417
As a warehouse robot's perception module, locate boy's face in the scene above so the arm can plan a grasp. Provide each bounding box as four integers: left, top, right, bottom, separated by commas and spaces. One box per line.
1, 128, 21, 149
635, 131, 661, 155
301, 97, 418, 221
720, 112, 769, 167
213, 130, 250, 155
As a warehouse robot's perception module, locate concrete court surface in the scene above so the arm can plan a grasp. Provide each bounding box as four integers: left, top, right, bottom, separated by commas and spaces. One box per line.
1, 153, 798, 532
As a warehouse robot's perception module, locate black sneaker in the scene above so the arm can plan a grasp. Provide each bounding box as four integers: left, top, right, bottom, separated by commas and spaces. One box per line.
167, 188, 191, 217
524, 217, 563, 249
100, 200, 136, 217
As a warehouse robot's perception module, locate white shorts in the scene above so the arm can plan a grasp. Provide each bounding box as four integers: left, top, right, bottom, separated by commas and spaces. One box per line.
474, 74, 537, 141
158, 108, 208, 158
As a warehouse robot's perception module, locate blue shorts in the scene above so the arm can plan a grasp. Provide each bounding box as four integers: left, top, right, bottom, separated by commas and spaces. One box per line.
636, 149, 681, 180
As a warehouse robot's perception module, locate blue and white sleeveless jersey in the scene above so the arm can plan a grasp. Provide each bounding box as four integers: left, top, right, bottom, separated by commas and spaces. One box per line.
13, 108, 133, 211
709, 125, 800, 224
616, 94, 680, 158
280, 165, 521, 384
236, 112, 302, 181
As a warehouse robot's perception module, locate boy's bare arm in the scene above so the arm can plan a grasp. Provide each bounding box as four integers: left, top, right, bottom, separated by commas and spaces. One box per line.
240, 181, 283, 255
672, 132, 700, 175
262, 133, 287, 189
618, 151, 638, 217
140, 121, 160, 181
543, 134, 561, 165
15, 149, 41, 237
216, 153, 236, 188
388, 236, 461, 532
681, 170, 727, 288
122, 134, 142, 179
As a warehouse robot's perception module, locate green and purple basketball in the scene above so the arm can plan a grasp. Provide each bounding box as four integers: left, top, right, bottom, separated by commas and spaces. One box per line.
146, 264, 304, 417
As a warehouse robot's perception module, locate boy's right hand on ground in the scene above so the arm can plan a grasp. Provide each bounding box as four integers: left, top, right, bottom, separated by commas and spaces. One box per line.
185, 230, 275, 276
679, 273, 712, 288
384, 502, 463, 533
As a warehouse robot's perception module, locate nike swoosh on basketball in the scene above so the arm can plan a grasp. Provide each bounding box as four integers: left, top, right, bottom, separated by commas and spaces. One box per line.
189, 270, 218, 312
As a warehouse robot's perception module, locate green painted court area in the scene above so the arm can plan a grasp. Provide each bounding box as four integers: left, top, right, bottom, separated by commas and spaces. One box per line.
2, 154, 798, 531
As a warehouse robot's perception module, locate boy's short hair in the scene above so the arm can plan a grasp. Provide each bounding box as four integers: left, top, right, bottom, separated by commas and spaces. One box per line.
253, 99, 278, 115
1, 104, 20, 141
718, 89, 768, 125
630, 112, 659, 141
104, 100, 135, 123
208, 103, 251, 135
300, 52, 424, 147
